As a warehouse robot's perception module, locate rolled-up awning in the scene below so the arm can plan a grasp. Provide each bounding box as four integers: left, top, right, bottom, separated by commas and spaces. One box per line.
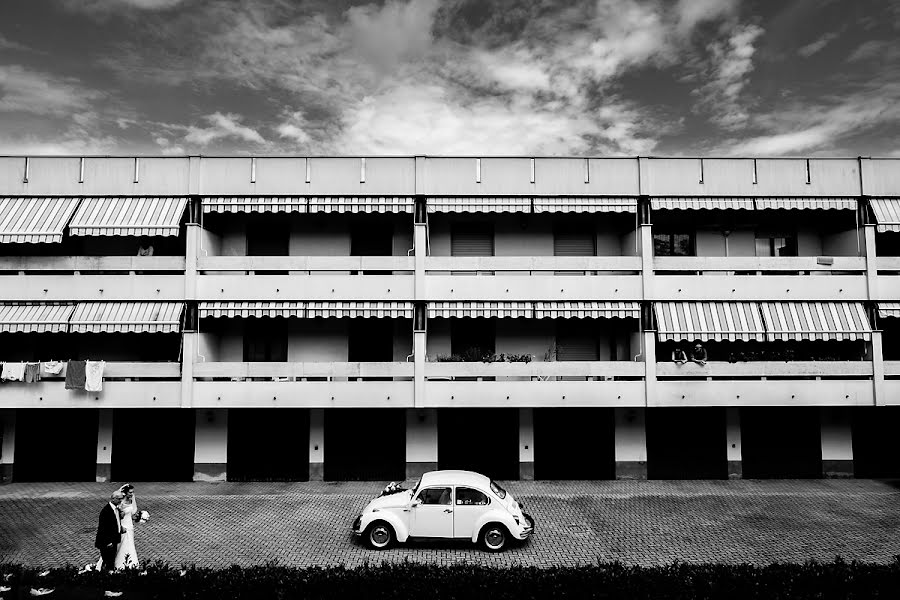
534, 301, 639, 319
68, 197, 188, 237
427, 301, 533, 318
70, 302, 183, 333
759, 301, 871, 342
869, 198, 900, 233
307, 197, 414, 214
427, 197, 531, 213
532, 197, 637, 214
877, 302, 900, 319
651, 197, 755, 210
0, 303, 75, 333
199, 301, 305, 319
202, 197, 308, 213
0, 197, 81, 243
755, 197, 857, 210
654, 301, 766, 342
305, 301, 413, 318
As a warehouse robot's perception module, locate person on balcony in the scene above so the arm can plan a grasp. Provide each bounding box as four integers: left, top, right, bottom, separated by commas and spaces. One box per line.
691, 343, 708, 366
672, 347, 688, 365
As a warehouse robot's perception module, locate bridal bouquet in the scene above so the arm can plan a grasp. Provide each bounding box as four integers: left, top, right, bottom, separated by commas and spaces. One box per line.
138, 510, 150, 523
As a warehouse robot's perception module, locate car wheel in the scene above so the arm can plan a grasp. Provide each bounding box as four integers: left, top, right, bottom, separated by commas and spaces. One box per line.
364, 521, 394, 550
479, 523, 508, 552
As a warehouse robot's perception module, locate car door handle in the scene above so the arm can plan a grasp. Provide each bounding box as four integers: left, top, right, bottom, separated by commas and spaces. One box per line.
443, 509, 452, 513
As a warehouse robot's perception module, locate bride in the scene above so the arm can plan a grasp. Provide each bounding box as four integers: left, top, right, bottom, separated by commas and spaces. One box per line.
114, 484, 139, 569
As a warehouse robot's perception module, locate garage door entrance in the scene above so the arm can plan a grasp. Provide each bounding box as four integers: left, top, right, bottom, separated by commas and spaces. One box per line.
228, 409, 309, 481
741, 407, 822, 478
14, 409, 98, 482
647, 408, 727, 479
438, 408, 519, 481
534, 408, 614, 479
111, 409, 194, 481
853, 407, 900, 478
324, 409, 405, 481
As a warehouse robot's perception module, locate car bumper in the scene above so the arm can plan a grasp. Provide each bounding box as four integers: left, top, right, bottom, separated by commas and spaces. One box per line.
514, 512, 535, 540
351, 515, 362, 536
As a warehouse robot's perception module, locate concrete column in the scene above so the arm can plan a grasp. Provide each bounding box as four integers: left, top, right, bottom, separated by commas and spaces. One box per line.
414, 223, 426, 300
614, 407, 647, 479
185, 222, 199, 299
872, 330, 885, 406
863, 224, 878, 301
405, 408, 437, 480
643, 330, 656, 407
0, 409, 15, 483
309, 408, 325, 481
639, 224, 654, 300
413, 329, 425, 408
821, 407, 854, 478
519, 408, 535, 480
193, 408, 228, 482
725, 407, 742, 479
180, 331, 195, 408
96, 409, 113, 483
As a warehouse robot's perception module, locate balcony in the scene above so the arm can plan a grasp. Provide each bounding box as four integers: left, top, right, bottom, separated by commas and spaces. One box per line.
651, 257, 867, 301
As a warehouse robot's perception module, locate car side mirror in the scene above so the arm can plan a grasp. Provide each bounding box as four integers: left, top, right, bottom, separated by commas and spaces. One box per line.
410, 499, 421, 508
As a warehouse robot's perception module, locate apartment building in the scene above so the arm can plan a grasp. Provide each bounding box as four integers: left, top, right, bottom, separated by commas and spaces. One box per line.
0, 156, 899, 484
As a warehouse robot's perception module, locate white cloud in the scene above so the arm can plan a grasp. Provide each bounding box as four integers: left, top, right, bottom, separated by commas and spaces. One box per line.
798, 31, 839, 57
0, 65, 103, 116
276, 111, 312, 145
153, 136, 184, 155
674, 0, 741, 35
345, 0, 440, 74
60, 0, 188, 13
183, 112, 266, 146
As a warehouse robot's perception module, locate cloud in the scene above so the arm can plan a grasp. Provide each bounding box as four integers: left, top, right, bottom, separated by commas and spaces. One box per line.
345, 0, 440, 74
59, 0, 188, 14
183, 112, 266, 146
0, 65, 104, 116
847, 39, 900, 62
798, 31, 839, 57
0, 34, 30, 51
275, 111, 312, 145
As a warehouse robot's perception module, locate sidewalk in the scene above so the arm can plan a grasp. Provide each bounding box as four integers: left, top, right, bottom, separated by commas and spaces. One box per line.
1, 479, 898, 568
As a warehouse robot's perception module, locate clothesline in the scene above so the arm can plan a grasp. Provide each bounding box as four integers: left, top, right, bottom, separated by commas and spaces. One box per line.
0, 359, 106, 392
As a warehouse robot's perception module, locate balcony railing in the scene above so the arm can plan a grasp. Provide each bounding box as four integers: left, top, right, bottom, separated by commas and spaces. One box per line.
0, 256, 185, 274
653, 256, 866, 275
656, 361, 873, 379
425, 256, 641, 275
193, 361, 414, 380
197, 256, 414, 274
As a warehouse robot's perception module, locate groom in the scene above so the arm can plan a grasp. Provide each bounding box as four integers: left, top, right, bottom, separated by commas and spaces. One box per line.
94, 490, 124, 571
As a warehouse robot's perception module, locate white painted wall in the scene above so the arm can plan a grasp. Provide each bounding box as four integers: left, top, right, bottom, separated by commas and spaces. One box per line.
193, 408, 228, 463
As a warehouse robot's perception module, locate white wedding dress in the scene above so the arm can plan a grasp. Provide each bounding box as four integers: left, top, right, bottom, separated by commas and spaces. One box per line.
114, 501, 139, 569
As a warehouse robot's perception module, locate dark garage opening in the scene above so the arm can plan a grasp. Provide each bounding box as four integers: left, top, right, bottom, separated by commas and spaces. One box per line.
324, 409, 405, 481
438, 408, 519, 481
647, 408, 727, 479
534, 408, 615, 479
112, 409, 195, 481
228, 409, 309, 481
15, 409, 98, 482
741, 407, 822, 478
853, 407, 900, 478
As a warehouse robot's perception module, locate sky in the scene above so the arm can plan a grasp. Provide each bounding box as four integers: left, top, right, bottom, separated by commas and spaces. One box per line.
0, 0, 898, 157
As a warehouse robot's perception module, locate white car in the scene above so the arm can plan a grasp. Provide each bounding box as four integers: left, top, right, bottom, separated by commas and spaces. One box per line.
352, 470, 534, 552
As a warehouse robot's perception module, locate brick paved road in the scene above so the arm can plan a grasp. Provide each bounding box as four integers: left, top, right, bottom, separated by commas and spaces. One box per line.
1, 479, 898, 568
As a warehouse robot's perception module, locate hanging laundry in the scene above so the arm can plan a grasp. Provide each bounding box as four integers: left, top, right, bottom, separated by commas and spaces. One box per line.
1, 362, 25, 382
85, 360, 106, 392
42, 361, 64, 376
65, 360, 87, 390
24, 362, 41, 383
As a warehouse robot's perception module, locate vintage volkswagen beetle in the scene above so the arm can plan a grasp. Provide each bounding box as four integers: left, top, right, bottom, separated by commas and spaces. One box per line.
352, 470, 534, 552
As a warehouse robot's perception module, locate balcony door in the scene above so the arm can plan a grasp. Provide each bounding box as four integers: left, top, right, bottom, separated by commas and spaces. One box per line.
554, 227, 595, 275
451, 222, 493, 275
243, 321, 288, 363
351, 223, 393, 274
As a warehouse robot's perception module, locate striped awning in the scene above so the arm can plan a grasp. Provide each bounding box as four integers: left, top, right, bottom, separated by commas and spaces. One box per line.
759, 301, 871, 342
68, 197, 188, 237
199, 301, 305, 319
202, 197, 308, 214
870, 198, 900, 233
428, 301, 533, 318
427, 197, 531, 213
307, 197, 414, 214
0, 197, 81, 243
306, 301, 413, 318
877, 303, 900, 319
532, 197, 637, 214
0, 303, 75, 333
534, 301, 639, 319
70, 302, 183, 333
654, 301, 766, 342
755, 197, 857, 210
651, 197, 755, 210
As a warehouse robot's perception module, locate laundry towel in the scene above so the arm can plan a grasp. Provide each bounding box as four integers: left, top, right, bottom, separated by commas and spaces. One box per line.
24, 362, 41, 383
65, 360, 87, 390
85, 360, 106, 392
1, 362, 25, 382
41, 361, 64, 375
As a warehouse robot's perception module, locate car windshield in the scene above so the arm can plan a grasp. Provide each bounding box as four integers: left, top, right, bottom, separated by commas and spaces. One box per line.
411, 478, 422, 496
490, 480, 506, 499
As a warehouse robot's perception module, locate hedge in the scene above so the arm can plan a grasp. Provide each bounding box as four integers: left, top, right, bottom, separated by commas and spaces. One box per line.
1, 559, 898, 599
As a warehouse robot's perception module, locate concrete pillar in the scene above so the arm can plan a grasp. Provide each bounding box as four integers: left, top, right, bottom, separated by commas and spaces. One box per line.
643, 331, 656, 406
185, 222, 199, 300
614, 407, 647, 479
405, 408, 437, 480
821, 407, 854, 478
181, 331, 196, 408
413, 329, 425, 408
309, 408, 325, 481
639, 224, 654, 300
519, 408, 535, 480
193, 408, 228, 482
96, 409, 113, 483
0, 409, 15, 483
725, 407, 742, 479
414, 223, 426, 300
863, 224, 878, 300
872, 330, 885, 406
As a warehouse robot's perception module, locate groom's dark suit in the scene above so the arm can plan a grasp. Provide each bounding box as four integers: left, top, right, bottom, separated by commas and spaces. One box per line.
95, 503, 121, 571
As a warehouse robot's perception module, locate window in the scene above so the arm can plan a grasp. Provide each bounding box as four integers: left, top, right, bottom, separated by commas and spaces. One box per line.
418, 487, 452, 505
243, 322, 287, 362
489, 480, 507, 499
653, 233, 694, 256
755, 232, 797, 257
456, 487, 490, 506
